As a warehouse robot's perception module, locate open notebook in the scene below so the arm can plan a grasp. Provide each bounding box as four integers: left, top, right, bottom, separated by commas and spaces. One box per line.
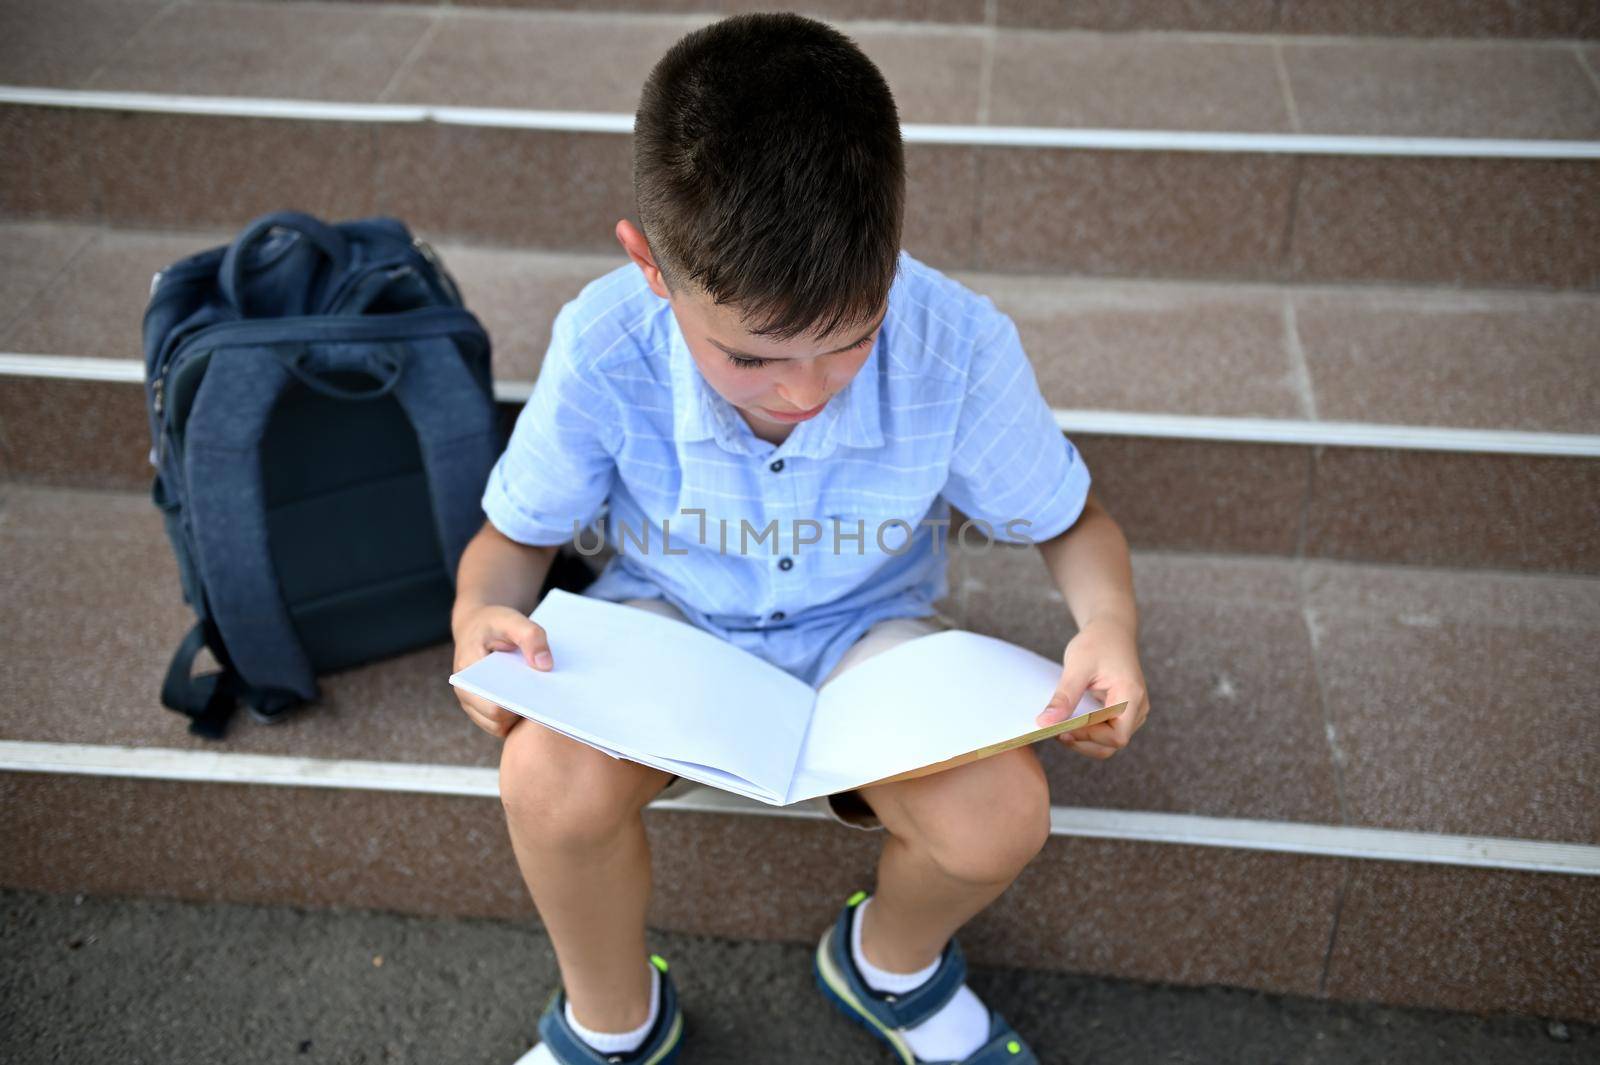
449, 589, 1127, 807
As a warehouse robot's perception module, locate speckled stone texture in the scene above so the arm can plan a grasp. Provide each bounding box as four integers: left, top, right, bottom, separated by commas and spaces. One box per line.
82, 2, 435, 101
1324, 862, 1600, 1020
382, 10, 715, 113
7, 767, 1598, 1018
385, 11, 991, 125
1071, 435, 1313, 556
0, 0, 169, 88
372, 123, 632, 253
85, 110, 383, 231
987, 34, 1292, 132
1292, 287, 1600, 434
1305, 448, 1600, 573
1281, 40, 1600, 140
1, 227, 225, 359
1, 772, 530, 919
0, 222, 100, 326
995, 0, 1279, 33
0, 770, 1346, 1001
1277, 0, 1600, 39
993, 0, 1600, 37
1302, 562, 1600, 844
470, 0, 988, 20
0, 106, 99, 222
0, 379, 152, 489
961, 273, 1307, 417
1289, 156, 1600, 290
975, 148, 1300, 280
902, 145, 980, 270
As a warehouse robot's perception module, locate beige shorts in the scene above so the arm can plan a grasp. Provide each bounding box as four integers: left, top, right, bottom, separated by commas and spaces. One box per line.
625, 596, 956, 832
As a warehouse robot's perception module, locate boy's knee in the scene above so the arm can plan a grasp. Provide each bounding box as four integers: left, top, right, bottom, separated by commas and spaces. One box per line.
498, 722, 639, 848
925, 753, 1051, 884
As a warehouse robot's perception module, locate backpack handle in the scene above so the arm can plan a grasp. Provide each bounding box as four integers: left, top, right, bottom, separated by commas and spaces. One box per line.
278, 344, 405, 402
221, 210, 350, 317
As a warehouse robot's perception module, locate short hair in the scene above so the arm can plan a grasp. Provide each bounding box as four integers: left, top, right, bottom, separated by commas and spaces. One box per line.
633, 12, 905, 343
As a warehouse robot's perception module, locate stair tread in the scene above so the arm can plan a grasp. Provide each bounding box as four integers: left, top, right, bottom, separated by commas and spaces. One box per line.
4, 0, 1599, 141
5, 221, 1600, 436
2, 481, 1596, 845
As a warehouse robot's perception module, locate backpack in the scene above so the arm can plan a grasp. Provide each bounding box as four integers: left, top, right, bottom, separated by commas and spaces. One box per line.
142, 209, 585, 739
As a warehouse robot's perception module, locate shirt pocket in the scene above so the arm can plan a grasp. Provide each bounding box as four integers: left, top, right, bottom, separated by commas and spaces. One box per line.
822, 491, 946, 558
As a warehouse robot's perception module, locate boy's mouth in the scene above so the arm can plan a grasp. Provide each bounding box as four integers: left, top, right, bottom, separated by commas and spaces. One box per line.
760, 400, 829, 423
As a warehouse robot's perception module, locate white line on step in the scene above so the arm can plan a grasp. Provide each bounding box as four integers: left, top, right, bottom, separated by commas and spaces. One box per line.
3, 87, 1598, 159
3, 740, 1596, 876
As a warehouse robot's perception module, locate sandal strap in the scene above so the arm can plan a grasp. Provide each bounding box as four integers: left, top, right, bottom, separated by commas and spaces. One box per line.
832, 898, 970, 1031
537, 963, 682, 1065
950, 1010, 1039, 1065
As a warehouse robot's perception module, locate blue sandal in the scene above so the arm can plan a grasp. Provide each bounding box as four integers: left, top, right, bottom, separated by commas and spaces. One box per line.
523, 953, 685, 1065
814, 891, 1039, 1064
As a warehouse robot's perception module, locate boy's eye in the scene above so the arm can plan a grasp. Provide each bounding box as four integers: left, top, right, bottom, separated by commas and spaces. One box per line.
724, 333, 874, 370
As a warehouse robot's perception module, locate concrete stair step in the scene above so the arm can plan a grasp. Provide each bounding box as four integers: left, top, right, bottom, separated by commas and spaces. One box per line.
1, 481, 1596, 1020
2, 221, 1597, 572
3, 1, 1599, 287
149, 0, 1600, 39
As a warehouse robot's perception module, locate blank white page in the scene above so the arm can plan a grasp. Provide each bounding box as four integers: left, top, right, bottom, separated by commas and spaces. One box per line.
785, 630, 1100, 804
449, 590, 814, 798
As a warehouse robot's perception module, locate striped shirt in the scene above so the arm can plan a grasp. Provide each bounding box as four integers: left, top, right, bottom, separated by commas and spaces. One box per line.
481, 250, 1091, 686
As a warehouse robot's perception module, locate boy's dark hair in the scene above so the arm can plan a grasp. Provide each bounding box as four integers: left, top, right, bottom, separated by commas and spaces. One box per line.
633, 12, 904, 342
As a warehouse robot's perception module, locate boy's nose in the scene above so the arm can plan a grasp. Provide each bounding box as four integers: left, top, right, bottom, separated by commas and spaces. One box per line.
776, 363, 830, 411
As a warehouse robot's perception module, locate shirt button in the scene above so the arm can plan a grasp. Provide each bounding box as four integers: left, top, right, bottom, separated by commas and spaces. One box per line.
771, 611, 786, 622
769, 459, 785, 473
777, 556, 794, 571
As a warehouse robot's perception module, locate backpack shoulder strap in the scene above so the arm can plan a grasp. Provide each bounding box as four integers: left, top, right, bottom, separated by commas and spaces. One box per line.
385, 333, 499, 580
182, 345, 320, 703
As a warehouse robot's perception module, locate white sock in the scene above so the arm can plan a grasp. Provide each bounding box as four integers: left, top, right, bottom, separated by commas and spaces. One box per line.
562, 958, 660, 1056
850, 895, 990, 1061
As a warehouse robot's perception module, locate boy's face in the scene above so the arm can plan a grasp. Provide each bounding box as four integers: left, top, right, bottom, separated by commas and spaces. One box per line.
617, 220, 883, 433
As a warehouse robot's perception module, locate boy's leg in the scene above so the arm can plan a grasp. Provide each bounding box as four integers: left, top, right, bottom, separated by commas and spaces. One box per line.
851, 744, 1052, 972
814, 616, 1052, 971
499, 705, 678, 1032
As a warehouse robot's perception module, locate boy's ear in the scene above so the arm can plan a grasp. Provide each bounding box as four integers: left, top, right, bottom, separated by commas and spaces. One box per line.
615, 219, 671, 300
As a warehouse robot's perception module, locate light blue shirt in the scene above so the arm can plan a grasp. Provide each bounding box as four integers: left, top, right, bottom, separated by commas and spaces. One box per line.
482, 250, 1091, 686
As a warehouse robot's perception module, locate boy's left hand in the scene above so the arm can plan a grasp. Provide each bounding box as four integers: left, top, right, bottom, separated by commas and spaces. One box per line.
1034, 619, 1150, 760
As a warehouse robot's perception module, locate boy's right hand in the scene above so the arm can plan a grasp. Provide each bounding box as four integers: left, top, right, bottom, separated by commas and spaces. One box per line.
451, 605, 554, 739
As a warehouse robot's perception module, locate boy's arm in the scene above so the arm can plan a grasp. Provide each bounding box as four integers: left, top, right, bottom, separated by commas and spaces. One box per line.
1030, 492, 1151, 760
1035, 492, 1136, 633
450, 520, 559, 636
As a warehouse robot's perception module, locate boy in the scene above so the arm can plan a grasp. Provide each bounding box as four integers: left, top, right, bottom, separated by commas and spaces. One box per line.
451, 12, 1150, 1064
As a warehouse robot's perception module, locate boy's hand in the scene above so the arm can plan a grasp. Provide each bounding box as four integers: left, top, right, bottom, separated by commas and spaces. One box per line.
1034, 619, 1150, 760
451, 605, 554, 739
